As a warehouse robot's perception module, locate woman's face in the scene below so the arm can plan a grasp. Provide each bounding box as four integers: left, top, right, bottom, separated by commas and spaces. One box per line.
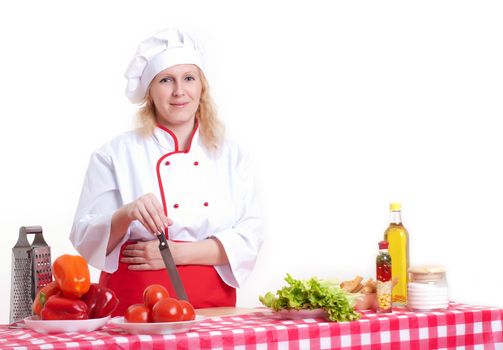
149, 64, 202, 129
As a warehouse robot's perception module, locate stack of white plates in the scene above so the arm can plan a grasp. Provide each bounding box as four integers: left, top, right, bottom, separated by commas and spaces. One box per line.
408, 282, 449, 311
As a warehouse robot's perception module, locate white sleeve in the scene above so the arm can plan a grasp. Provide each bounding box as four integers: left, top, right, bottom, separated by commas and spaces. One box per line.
69, 150, 129, 273
212, 150, 264, 288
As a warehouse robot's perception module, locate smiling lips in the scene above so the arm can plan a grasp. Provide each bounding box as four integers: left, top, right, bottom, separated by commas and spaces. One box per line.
171, 102, 189, 108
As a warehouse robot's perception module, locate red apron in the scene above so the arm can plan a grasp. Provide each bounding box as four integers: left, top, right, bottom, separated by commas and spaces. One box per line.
100, 241, 236, 316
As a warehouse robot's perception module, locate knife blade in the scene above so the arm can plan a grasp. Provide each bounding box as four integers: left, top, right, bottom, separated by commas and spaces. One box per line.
157, 232, 188, 301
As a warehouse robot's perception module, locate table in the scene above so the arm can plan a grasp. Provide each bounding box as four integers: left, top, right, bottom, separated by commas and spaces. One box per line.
0, 303, 502, 349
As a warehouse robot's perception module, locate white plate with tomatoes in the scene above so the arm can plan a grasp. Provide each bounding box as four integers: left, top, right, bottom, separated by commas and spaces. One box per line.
109, 315, 205, 335
24, 315, 111, 334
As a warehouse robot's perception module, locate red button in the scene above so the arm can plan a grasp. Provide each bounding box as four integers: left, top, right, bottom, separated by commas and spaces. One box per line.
165, 161, 170, 166
173, 204, 179, 209
194, 161, 199, 166
204, 202, 209, 207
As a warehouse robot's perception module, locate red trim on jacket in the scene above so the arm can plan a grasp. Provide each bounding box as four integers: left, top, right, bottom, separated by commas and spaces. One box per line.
156, 120, 199, 153
155, 120, 199, 237
156, 124, 179, 151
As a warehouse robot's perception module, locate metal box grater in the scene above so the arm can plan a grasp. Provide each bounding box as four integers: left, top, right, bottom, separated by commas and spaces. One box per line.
9, 226, 52, 323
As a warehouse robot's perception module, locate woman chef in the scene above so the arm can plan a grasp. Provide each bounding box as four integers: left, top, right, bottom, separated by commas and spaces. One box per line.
70, 28, 263, 316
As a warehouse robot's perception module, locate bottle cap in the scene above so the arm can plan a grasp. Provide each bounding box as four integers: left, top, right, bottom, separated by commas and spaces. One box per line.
389, 202, 401, 211
378, 240, 389, 249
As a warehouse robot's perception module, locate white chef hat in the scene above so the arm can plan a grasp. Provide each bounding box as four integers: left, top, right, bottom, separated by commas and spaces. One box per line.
124, 27, 204, 104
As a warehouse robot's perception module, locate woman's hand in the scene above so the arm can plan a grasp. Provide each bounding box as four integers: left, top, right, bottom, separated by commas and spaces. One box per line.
108, 193, 172, 254
120, 238, 229, 269
122, 193, 172, 235
121, 240, 177, 270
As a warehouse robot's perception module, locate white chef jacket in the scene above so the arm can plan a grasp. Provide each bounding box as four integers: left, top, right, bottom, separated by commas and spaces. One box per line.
70, 124, 263, 288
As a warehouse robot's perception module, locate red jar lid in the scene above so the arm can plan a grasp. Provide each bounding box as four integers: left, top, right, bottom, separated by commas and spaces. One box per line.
378, 240, 389, 249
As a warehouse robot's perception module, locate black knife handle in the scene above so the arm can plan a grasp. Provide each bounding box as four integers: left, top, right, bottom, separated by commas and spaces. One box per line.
157, 231, 169, 249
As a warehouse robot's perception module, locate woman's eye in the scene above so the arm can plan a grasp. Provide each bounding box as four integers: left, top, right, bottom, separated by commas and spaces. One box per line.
185, 76, 195, 81
160, 77, 172, 83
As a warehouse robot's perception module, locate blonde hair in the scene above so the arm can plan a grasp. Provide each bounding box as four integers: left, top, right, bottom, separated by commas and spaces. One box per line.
136, 68, 224, 150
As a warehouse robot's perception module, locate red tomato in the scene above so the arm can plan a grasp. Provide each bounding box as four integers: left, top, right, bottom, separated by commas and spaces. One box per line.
178, 300, 196, 321
124, 303, 151, 323
143, 284, 170, 309
151, 298, 183, 322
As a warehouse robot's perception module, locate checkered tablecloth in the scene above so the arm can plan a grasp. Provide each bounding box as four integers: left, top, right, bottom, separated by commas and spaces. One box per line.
0, 303, 502, 349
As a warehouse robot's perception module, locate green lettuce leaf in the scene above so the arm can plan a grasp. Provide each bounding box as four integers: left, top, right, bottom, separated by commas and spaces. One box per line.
259, 273, 361, 322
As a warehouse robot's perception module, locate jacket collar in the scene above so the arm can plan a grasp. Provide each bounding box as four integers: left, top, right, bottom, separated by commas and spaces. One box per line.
154, 120, 199, 153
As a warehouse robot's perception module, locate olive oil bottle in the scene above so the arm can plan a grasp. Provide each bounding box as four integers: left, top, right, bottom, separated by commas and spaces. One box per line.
384, 203, 409, 307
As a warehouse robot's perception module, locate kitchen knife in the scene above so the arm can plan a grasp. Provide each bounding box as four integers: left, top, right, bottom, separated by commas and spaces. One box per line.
157, 231, 188, 301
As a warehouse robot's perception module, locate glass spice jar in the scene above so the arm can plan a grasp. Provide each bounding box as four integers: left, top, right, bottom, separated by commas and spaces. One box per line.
376, 241, 392, 313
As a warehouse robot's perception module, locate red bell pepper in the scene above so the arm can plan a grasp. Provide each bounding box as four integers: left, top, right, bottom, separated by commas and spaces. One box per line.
32, 281, 60, 315
52, 254, 90, 299
40, 295, 88, 320
95, 286, 119, 318
81, 283, 119, 318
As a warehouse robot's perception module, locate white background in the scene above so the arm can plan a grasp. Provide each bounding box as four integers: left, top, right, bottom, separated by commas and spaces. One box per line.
0, 1, 502, 323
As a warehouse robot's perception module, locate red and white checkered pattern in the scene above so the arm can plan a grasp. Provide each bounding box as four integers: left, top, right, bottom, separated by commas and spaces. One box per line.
0, 303, 502, 349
